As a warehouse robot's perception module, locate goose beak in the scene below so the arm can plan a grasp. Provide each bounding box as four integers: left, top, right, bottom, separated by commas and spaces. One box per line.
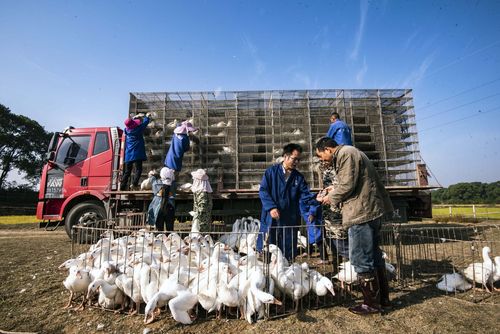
273, 298, 282, 306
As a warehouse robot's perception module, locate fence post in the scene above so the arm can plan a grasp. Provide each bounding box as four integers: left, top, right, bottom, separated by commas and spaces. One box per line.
393, 223, 402, 283
472, 205, 476, 219
449, 206, 452, 217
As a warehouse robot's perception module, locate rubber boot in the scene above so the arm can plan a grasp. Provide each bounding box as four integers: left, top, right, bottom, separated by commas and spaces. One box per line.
348, 272, 381, 315
377, 266, 392, 310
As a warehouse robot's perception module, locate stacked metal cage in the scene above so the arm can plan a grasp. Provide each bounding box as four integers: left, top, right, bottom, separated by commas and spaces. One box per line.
129, 89, 420, 191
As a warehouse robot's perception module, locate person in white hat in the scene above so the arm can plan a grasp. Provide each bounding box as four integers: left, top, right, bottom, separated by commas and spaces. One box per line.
164, 120, 198, 172
190, 168, 213, 233
147, 167, 176, 232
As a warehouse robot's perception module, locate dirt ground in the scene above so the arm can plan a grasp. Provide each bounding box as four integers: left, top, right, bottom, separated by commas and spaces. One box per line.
0, 224, 499, 334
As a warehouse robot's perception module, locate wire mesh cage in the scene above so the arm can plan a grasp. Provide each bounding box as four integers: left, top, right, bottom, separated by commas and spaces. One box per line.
130, 89, 421, 190
65, 219, 500, 326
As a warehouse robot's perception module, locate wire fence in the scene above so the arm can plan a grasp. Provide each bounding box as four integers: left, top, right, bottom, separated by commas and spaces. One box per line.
65, 218, 500, 326
433, 205, 500, 221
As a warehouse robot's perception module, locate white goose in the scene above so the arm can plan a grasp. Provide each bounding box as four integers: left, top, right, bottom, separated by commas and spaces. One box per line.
139, 265, 160, 304
115, 270, 143, 315
211, 263, 241, 319
309, 269, 335, 297
169, 290, 199, 325
63, 267, 92, 310
87, 278, 126, 310
436, 273, 472, 292
167, 119, 178, 128
144, 275, 189, 324
219, 219, 242, 249
333, 261, 358, 289
282, 263, 311, 310
196, 262, 233, 312
463, 246, 495, 291
244, 266, 282, 324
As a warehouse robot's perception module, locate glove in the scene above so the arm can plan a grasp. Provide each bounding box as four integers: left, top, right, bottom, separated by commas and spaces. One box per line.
133, 113, 146, 119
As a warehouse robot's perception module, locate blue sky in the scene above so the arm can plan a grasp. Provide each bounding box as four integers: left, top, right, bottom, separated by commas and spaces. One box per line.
1, 0, 499, 187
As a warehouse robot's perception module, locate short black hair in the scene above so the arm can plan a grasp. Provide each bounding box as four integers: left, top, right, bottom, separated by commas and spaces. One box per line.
331, 112, 340, 119
315, 137, 338, 152
282, 143, 303, 156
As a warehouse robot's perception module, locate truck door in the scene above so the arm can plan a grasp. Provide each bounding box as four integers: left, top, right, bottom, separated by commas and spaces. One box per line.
87, 130, 113, 191
53, 134, 91, 196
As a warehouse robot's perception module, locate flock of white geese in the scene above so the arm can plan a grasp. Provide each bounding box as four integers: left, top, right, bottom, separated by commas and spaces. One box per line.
436, 246, 500, 293
60, 217, 337, 325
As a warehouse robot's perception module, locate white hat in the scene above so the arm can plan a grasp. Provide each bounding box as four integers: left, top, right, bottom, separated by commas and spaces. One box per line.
160, 167, 175, 185
174, 121, 198, 134
191, 168, 208, 181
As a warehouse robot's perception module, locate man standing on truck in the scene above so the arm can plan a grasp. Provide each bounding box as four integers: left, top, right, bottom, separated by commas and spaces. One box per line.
326, 112, 352, 146
315, 136, 393, 315
120, 113, 150, 191
256, 143, 317, 261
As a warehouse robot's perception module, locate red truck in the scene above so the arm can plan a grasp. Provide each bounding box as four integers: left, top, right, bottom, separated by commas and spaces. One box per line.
37, 126, 124, 236
37, 89, 433, 238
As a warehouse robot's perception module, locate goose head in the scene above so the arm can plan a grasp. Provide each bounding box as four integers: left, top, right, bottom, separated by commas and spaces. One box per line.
482, 246, 492, 264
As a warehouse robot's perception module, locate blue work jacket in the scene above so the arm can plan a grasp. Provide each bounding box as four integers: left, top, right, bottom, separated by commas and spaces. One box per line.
299, 198, 323, 244
256, 164, 316, 251
326, 120, 353, 145
124, 117, 150, 162
164, 134, 190, 171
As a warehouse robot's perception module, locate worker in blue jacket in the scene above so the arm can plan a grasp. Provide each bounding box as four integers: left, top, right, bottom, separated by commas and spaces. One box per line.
256, 143, 316, 261
120, 113, 150, 191
299, 197, 329, 264
164, 120, 198, 172
326, 112, 352, 146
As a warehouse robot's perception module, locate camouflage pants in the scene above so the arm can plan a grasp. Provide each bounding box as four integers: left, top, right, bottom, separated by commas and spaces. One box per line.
321, 164, 347, 240
193, 191, 213, 232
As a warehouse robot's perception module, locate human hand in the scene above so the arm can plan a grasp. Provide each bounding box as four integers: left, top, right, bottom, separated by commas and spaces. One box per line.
321, 195, 332, 205
270, 208, 280, 219
308, 215, 315, 223
316, 189, 326, 201
146, 112, 152, 118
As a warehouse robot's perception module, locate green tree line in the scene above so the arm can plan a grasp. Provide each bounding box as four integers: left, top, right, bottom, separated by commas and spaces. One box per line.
0, 104, 51, 190
432, 181, 500, 204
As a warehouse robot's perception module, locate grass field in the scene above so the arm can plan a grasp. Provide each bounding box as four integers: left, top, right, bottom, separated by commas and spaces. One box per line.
1, 206, 499, 225
0, 215, 42, 225
432, 205, 500, 219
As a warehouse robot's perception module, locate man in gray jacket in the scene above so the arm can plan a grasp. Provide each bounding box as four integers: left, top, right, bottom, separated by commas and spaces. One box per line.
315, 137, 393, 315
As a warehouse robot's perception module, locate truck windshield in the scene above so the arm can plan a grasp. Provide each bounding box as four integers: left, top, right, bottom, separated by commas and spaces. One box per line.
55, 135, 91, 167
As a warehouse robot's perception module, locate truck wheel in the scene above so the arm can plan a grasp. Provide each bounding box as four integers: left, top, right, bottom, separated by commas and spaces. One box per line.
64, 201, 106, 240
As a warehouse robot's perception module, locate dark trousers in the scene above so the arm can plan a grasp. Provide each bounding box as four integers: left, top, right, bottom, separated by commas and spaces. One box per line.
156, 197, 175, 232
120, 160, 143, 190
268, 225, 298, 262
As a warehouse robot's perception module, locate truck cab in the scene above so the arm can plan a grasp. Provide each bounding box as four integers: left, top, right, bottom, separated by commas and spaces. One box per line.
36, 127, 122, 236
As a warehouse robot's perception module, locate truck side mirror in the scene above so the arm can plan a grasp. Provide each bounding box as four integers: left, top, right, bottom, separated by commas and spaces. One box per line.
46, 151, 56, 162
47, 132, 61, 154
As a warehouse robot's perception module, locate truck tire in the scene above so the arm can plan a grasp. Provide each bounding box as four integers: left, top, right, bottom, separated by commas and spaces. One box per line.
64, 201, 106, 240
